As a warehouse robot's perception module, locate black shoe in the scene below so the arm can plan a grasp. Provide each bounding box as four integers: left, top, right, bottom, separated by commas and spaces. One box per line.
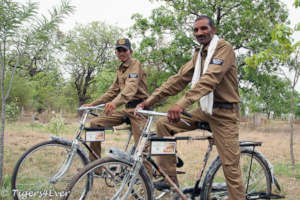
153, 179, 171, 191
154, 176, 179, 191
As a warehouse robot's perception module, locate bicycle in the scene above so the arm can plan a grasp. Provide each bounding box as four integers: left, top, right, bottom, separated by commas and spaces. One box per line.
63, 109, 284, 200
11, 104, 134, 200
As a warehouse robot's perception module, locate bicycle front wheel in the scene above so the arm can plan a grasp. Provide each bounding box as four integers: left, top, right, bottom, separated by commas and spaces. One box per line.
11, 140, 89, 200
64, 157, 153, 200
201, 148, 272, 200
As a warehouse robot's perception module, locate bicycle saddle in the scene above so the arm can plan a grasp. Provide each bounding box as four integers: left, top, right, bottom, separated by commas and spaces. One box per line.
196, 122, 211, 132
122, 116, 131, 125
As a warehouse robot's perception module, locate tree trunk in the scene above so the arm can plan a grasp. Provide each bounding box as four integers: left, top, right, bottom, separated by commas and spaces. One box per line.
0, 41, 5, 186
0, 99, 5, 186
289, 89, 295, 168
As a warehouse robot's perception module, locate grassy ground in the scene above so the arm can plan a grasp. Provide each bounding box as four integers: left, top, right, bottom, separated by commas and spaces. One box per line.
1, 117, 300, 199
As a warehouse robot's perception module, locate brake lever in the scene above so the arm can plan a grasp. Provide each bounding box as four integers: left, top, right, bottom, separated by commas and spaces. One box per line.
181, 118, 191, 126
90, 112, 99, 117
137, 112, 147, 120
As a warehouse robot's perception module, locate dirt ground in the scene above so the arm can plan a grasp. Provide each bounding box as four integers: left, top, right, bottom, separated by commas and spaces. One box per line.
3, 118, 300, 199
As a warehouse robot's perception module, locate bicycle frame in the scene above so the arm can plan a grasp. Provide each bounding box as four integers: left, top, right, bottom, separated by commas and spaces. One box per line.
49, 104, 133, 184
109, 110, 193, 200
107, 109, 280, 200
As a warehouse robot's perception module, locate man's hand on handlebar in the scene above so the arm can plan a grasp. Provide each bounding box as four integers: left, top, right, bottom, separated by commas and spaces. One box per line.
81, 103, 93, 107
104, 102, 116, 116
134, 101, 150, 117
168, 104, 183, 123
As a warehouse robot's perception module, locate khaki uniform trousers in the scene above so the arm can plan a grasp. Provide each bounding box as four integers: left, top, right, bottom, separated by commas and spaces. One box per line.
89, 108, 142, 160
156, 106, 245, 200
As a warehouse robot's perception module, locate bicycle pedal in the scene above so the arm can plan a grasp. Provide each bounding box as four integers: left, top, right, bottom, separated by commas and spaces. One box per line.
176, 171, 185, 175
247, 192, 285, 199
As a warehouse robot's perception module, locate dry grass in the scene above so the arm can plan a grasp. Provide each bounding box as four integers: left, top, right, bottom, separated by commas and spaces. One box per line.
3, 119, 300, 199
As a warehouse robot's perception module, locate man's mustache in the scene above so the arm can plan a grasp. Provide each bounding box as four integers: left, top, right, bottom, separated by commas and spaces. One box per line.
196, 35, 206, 39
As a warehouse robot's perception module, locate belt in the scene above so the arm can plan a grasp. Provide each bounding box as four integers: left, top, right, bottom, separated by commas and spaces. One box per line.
213, 102, 236, 110
125, 99, 144, 109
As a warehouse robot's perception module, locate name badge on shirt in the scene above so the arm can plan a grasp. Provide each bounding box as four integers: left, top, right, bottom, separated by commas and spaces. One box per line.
210, 58, 224, 65
129, 73, 138, 78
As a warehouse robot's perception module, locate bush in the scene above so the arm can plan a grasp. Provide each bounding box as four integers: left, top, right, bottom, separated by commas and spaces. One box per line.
46, 114, 65, 135
5, 101, 20, 122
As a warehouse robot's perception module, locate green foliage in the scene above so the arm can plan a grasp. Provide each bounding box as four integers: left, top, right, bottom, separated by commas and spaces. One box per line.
240, 73, 291, 118
46, 114, 65, 135
5, 101, 20, 122
0, 72, 32, 108
0, 175, 12, 199
274, 162, 300, 180
294, 0, 300, 8
31, 70, 66, 112
130, 0, 288, 92
1, 0, 75, 113
90, 67, 116, 100
64, 21, 122, 105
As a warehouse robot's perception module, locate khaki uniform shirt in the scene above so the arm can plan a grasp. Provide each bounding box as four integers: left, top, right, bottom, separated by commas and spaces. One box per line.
146, 39, 239, 108
92, 58, 149, 107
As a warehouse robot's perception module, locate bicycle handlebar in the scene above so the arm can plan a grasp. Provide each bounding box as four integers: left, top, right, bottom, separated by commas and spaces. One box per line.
136, 109, 192, 118
136, 109, 168, 117
77, 104, 105, 111
136, 109, 192, 126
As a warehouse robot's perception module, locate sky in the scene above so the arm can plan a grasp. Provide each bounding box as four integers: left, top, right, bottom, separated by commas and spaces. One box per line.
32, 0, 162, 31
17, 0, 300, 91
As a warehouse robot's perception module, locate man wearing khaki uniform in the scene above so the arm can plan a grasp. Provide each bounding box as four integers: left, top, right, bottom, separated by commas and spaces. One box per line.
83, 38, 149, 162
137, 16, 245, 200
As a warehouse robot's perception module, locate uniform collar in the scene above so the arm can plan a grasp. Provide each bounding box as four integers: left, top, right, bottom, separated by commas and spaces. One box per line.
120, 57, 132, 69
201, 43, 209, 53
200, 42, 210, 57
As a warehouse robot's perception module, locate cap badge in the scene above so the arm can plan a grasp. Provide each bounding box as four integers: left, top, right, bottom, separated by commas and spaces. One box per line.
119, 39, 126, 44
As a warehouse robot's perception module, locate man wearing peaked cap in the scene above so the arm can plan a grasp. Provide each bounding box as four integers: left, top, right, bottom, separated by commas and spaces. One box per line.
82, 38, 150, 173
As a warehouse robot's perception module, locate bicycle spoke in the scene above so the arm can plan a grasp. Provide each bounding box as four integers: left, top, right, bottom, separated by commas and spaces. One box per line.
12, 142, 88, 200
65, 158, 152, 200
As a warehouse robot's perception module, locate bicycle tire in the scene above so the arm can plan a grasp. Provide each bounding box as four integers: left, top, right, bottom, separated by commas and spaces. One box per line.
63, 157, 153, 200
201, 148, 272, 200
11, 140, 90, 200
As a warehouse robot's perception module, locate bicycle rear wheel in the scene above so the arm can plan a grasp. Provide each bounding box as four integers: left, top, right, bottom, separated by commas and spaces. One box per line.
201, 148, 272, 200
11, 140, 89, 200
64, 157, 153, 200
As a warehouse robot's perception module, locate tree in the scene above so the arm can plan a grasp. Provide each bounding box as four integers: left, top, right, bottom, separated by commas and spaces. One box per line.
246, 22, 300, 167
240, 71, 291, 118
0, 0, 73, 185
130, 0, 289, 93
64, 22, 121, 106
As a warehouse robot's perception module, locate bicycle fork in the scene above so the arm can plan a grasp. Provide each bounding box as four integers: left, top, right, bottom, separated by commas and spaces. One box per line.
111, 119, 153, 200
110, 160, 143, 200
49, 140, 79, 183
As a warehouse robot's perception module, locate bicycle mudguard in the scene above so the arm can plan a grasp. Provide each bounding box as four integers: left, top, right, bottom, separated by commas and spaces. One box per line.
50, 136, 89, 163
106, 147, 134, 164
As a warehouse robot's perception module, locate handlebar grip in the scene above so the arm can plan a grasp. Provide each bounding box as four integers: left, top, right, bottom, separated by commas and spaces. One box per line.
90, 112, 99, 117
181, 111, 192, 118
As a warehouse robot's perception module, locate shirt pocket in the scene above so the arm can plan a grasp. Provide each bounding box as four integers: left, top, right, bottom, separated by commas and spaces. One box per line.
119, 72, 128, 90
